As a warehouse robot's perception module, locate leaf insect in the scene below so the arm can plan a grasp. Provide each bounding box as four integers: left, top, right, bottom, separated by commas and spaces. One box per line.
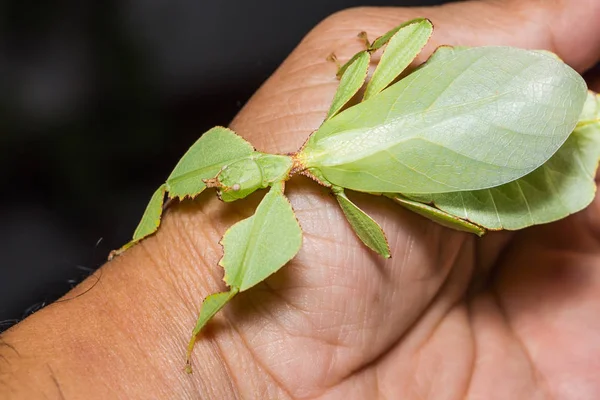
108, 18, 600, 372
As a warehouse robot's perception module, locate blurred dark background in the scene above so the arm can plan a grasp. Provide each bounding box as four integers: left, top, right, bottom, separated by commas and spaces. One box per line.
0, 0, 453, 330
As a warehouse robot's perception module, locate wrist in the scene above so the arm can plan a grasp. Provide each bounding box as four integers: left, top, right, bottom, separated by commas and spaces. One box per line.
0, 196, 260, 398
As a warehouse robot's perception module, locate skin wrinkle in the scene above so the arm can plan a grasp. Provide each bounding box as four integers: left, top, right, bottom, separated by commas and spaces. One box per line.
459, 305, 477, 400
138, 242, 211, 322
462, 304, 483, 400
176, 207, 228, 262
205, 332, 244, 400
399, 233, 414, 282
188, 341, 233, 399
227, 318, 294, 400
238, 256, 378, 397
258, 67, 330, 99
263, 81, 338, 103
114, 219, 241, 398
252, 283, 355, 351
138, 240, 191, 308
251, 111, 322, 135
245, 285, 318, 331
47, 365, 66, 400
409, 236, 472, 363
0, 335, 19, 360
491, 288, 554, 399
259, 279, 316, 317
329, 235, 467, 398
107, 294, 178, 396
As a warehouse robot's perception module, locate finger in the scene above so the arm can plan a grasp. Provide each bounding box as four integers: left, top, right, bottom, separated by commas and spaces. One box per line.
426, 0, 600, 71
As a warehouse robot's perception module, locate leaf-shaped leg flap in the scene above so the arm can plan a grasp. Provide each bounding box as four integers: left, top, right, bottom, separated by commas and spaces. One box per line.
109, 184, 167, 259
110, 127, 257, 258
326, 51, 370, 120
413, 92, 600, 230
387, 194, 486, 236
333, 188, 390, 258
363, 18, 433, 100
185, 289, 238, 373
133, 184, 167, 241
185, 181, 303, 372
221, 181, 303, 291
166, 126, 255, 198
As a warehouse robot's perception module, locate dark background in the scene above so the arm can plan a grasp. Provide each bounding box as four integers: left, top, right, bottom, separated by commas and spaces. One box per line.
0, 0, 453, 330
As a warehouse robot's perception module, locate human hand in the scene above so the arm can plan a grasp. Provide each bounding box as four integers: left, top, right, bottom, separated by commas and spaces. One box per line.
2, 1, 600, 399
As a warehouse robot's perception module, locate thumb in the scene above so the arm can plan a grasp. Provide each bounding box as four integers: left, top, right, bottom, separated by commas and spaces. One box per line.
427, 0, 600, 71
231, 0, 600, 152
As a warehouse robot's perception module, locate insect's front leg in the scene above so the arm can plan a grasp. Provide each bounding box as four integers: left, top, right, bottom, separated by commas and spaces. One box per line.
325, 50, 371, 120
324, 18, 433, 121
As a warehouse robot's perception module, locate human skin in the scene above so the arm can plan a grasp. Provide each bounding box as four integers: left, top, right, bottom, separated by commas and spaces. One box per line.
2, 0, 600, 399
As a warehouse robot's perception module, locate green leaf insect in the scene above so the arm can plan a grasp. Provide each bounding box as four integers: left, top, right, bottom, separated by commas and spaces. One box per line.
109, 18, 600, 372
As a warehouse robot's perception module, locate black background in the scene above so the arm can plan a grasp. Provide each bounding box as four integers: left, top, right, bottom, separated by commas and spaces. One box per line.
0, 0, 454, 330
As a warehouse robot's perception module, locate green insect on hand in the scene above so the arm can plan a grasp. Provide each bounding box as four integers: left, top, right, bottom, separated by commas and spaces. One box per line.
109, 18, 600, 372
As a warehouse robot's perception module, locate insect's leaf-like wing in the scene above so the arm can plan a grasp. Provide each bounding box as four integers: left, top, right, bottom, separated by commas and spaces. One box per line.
363, 18, 433, 100
411, 92, 600, 230
335, 189, 391, 257
301, 47, 588, 194
387, 193, 486, 236
326, 51, 370, 120
167, 126, 255, 198
220, 182, 302, 291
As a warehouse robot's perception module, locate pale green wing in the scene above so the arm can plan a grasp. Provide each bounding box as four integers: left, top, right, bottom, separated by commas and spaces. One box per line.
300, 47, 588, 194
363, 18, 433, 100
326, 51, 370, 120
386, 193, 486, 236
409, 92, 600, 230
334, 188, 390, 257
220, 181, 303, 291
